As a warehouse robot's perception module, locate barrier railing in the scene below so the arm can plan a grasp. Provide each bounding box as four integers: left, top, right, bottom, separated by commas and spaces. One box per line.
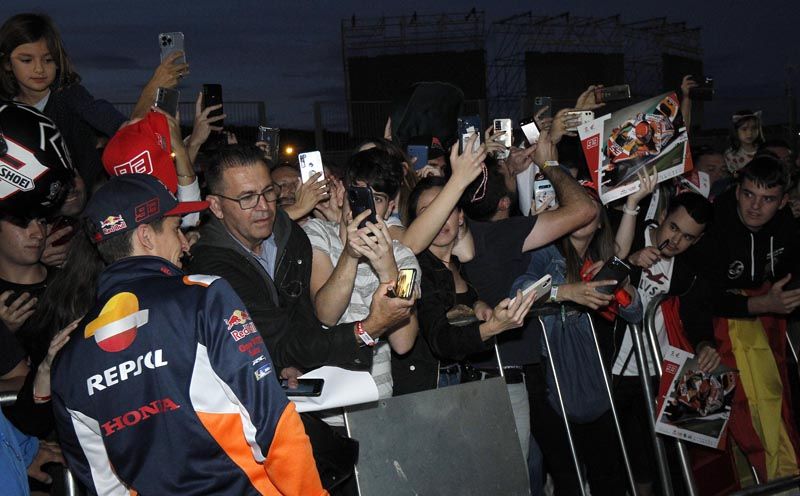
1, 392, 83, 496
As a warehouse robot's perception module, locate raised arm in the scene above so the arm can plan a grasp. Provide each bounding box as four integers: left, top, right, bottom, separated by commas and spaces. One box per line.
390, 134, 485, 253
131, 52, 188, 120
615, 168, 657, 258
522, 130, 596, 251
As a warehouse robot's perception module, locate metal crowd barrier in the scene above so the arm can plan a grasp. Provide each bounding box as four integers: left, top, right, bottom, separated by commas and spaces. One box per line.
0, 391, 83, 496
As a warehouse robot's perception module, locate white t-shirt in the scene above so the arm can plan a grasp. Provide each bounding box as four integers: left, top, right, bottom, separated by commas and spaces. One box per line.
612, 226, 674, 376
303, 218, 420, 425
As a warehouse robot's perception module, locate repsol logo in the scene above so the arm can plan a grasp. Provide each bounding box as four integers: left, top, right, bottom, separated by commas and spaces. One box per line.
87, 350, 168, 396
101, 397, 180, 436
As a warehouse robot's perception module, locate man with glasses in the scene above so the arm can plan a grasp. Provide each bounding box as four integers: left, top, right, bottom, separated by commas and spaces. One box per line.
188, 146, 415, 490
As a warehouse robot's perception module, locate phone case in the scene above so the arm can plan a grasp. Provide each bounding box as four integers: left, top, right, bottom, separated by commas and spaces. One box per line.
592, 257, 631, 295
154, 87, 180, 117
595, 85, 631, 103
348, 186, 378, 229
158, 32, 185, 65
457, 115, 482, 154
202, 84, 224, 127
520, 117, 540, 147
298, 151, 325, 183
509, 274, 552, 307
407, 145, 429, 171
493, 119, 512, 148
395, 269, 417, 299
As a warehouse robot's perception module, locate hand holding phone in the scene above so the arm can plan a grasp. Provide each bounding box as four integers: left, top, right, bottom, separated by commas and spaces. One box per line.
347, 186, 378, 229
298, 151, 325, 183
202, 84, 224, 128
407, 145, 429, 171
509, 274, 552, 307
591, 257, 631, 295
154, 87, 180, 117
280, 378, 324, 397
457, 115, 482, 154
159, 32, 186, 65
594, 84, 631, 103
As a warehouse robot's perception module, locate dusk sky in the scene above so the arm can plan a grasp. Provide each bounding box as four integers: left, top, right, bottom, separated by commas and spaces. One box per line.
5, 0, 799, 131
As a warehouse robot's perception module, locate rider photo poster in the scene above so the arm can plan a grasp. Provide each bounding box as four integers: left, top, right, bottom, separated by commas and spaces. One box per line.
654, 346, 737, 449
578, 92, 693, 205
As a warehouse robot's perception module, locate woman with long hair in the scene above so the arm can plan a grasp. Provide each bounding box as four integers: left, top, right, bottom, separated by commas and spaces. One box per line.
391, 176, 536, 395
515, 182, 642, 495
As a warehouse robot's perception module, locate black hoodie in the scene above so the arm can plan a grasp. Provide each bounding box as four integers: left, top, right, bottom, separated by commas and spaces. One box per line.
689, 187, 800, 318
188, 210, 373, 371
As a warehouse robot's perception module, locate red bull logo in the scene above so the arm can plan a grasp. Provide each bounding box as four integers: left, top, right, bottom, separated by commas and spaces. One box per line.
100, 214, 127, 235
225, 309, 251, 331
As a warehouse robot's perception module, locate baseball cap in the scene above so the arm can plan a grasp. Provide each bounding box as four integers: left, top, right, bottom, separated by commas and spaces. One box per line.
84, 174, 207, 243
101, 111, 178, 193
429, 136, 447, 159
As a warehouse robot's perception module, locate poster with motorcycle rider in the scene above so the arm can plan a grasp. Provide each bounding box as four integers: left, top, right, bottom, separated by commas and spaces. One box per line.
654, 346, 737, 449
578, 92, 693, 204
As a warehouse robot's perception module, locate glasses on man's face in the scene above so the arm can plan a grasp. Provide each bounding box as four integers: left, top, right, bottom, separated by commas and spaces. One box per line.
213, 185, 281, 210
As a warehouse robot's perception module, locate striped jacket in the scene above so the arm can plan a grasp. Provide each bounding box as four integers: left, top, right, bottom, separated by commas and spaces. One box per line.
52, 256, 325, 495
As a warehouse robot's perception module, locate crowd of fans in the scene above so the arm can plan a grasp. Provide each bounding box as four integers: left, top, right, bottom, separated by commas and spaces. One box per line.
0, 11, 799, 496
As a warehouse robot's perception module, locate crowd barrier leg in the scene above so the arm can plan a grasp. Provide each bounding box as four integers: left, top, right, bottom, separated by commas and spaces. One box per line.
642, 296, 700, 496
630, 322, 675, 495
64, 467, 83, 496
538, 316, 587, 496
586, 315, 638, 496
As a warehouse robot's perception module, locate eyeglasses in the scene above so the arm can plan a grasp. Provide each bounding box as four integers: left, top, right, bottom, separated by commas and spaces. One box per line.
212, 185, 280, 210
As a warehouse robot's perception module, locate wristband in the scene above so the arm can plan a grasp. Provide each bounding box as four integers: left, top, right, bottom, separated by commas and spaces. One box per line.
33, 394, 51, 403
543, 160, 560, 168
622, 204, 640, 216
355, 321, 376, 347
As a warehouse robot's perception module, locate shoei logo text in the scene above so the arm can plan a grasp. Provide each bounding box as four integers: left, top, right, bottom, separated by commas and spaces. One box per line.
85, 292, 148, 352
86, 349, 168, 396
112, 150, 154, 176
0, 164, 33, 191
0, 134, 48, 200
101, 397, 180, 436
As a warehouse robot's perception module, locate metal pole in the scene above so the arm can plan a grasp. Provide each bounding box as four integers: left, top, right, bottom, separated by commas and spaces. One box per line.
64, 468, 82, 496
494, 344, 505, 379
630, 322, 674, 495
586, 315, 638, 496
538, 316, 587, 496
644, 295, 699, 496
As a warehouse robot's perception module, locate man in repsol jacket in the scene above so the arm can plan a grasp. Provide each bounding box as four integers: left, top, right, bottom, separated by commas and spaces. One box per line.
51, 174, 325, 495
690, 156, 800, 481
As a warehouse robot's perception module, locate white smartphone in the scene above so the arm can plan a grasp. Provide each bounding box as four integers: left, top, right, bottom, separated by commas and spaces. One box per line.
565, 110, 594, 132
298, 151, 325, 183
159, 32, 186, 65
534, 173, 558, 211
519, 116, 540, 147
509, 274, 552, 307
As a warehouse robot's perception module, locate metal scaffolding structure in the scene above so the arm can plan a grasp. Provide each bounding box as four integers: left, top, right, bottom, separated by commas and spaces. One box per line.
487, 12, 702, 120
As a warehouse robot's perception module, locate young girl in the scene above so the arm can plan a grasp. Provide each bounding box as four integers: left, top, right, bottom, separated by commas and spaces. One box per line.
0, 13, 185, 188
724, 110, 764, 173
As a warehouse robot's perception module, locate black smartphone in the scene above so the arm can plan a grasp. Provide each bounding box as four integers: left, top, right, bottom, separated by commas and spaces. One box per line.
280, 378, 324, 397
202, 83, 224, 127
154, 87, 180, 117
457, 115, 482, 154
348, 186, 378, 229
388, 268, 417, 299
592, 256, 632, 295
689, 77, 714, 101
594, 84, 631, 103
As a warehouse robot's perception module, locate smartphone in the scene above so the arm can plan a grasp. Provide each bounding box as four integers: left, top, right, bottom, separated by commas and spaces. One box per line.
689, 76, 714, 101
565, 110, 595, 132
49, 216, 79, 247
533, 173, 558, 211
158, 32, 186, 65
298, 151, 325, 183
154, 87, 180, 117
493, 119, 512, 148
457, 115, 482, 154
592, 257, 632, 295
202, 84, 224, 128
347, 186, 378, 229
509, 274, 552, 307
390, 268, 417, 299
257, 126, 280, 161
406, 145, 429, 171
533, 96, 552, 119
519, 116, 541, 147
280, 378, 324, 397
594, 84, 631, 103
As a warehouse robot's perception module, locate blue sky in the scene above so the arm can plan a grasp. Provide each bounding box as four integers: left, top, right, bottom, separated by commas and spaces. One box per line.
6, 0, 799, 130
